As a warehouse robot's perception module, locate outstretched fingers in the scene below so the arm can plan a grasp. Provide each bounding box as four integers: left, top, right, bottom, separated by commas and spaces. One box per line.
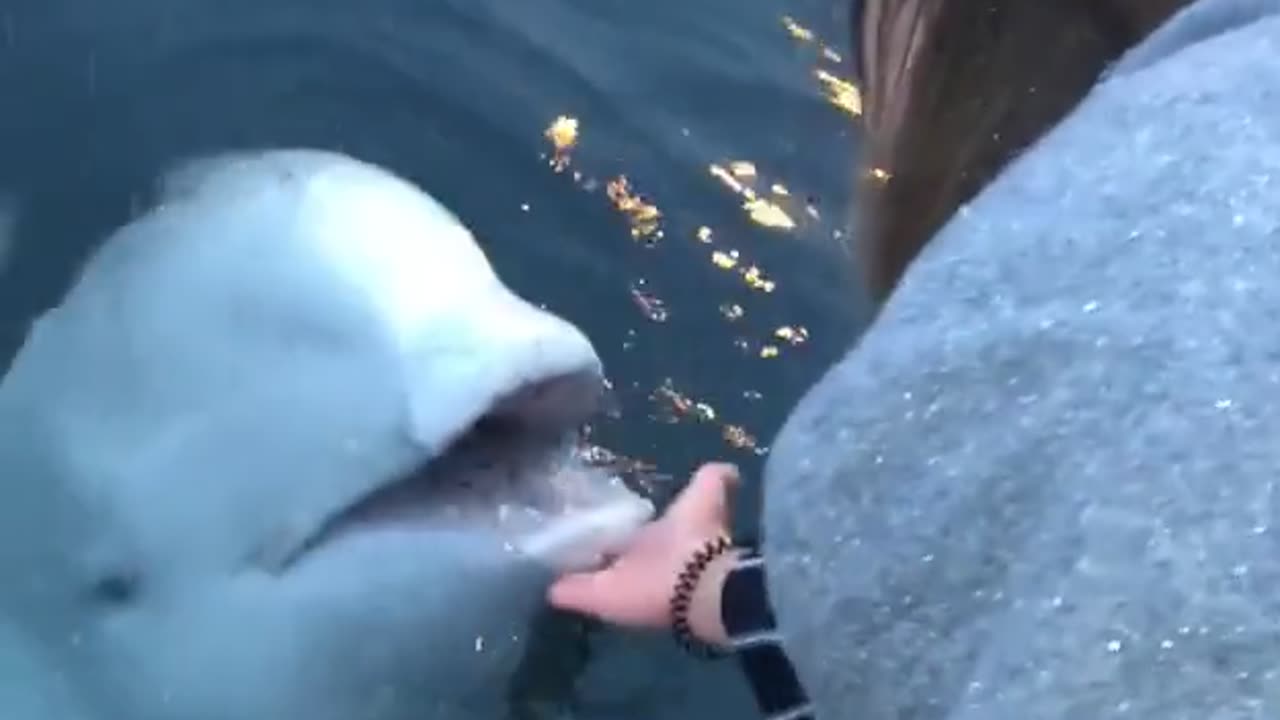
667, 462, 740, 529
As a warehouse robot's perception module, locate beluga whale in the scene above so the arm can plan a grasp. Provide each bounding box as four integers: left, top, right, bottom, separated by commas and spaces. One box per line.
0, 149, 655, 720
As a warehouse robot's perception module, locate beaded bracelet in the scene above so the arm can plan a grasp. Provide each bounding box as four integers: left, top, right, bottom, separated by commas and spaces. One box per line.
668, 535, 733, 659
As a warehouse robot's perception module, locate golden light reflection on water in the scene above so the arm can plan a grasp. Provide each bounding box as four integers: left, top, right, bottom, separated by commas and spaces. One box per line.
536, 112, 821, 460
814, 68, 862, 117
544, 115, 579, 171
652, 379, 766, 455
536, 24, 851, 462
781, 15, 862, 119
781, 15, 815, 42
780, 15, 895, 184
511, 16, 863, 716
605, 176, 663, 244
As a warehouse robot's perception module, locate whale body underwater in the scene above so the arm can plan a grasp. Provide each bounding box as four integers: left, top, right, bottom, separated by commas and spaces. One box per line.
0, 149, 656, 720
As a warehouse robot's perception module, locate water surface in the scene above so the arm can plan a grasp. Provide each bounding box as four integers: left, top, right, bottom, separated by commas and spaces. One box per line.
0, 1, 865, 716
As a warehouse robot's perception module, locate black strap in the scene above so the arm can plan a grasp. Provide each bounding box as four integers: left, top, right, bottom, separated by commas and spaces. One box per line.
721, 548, 815, 720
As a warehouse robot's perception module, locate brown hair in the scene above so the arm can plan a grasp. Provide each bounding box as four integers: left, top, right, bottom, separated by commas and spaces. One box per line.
852, 0, 1190, 304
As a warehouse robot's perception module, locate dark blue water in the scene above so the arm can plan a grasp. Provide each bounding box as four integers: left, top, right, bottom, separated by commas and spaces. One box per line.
0, 1, 865, 716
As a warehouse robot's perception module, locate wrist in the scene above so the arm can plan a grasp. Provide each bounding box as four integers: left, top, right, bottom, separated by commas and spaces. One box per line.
684, 545, 746, 649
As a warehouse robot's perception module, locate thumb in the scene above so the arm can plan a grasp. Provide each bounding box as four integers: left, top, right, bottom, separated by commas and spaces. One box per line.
547, 570, 617, 620
667, 462, 739, 528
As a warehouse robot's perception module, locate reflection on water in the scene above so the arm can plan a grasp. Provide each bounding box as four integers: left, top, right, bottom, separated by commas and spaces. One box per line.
523, 12, 866, 493
783, 15, 863, 119
537, 111, 832, 466
500, 13, 866, 717
0, 1, 864, 718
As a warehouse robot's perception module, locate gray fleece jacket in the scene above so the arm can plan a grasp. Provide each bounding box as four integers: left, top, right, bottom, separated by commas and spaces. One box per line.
762, 1, 1280, 718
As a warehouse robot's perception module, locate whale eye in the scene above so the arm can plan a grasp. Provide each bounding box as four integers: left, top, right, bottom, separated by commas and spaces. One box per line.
89, 569, 142, 607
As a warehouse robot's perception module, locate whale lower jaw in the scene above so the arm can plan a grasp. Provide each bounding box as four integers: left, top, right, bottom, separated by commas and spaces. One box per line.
275, 368, 654, 574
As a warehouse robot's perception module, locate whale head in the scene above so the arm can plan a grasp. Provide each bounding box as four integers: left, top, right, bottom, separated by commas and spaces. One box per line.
0, 150, 653, 720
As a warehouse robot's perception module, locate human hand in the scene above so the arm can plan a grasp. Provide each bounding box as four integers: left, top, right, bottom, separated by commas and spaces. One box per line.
546, 462, 741, 642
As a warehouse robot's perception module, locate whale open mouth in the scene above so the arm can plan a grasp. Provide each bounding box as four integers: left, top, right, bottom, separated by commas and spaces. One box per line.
276, 369, 654, 573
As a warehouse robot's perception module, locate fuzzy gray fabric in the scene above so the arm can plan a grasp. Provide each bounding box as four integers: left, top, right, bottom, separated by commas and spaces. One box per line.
762, 1, 1280, 717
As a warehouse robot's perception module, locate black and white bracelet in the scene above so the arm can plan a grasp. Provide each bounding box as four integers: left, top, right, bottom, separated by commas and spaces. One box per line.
668, 535, 733, 659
